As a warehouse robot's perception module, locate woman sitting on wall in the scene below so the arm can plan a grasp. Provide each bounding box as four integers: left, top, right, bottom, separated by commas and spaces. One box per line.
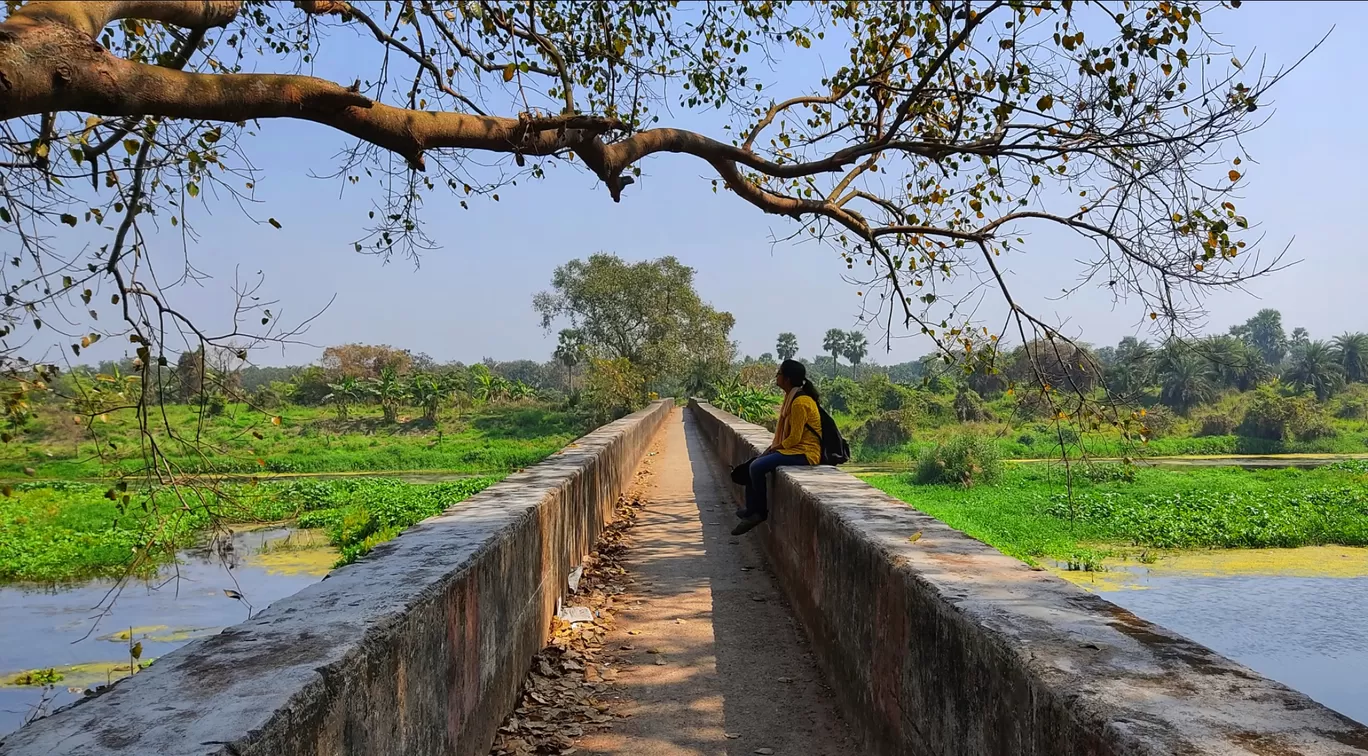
733, 359, 822, 536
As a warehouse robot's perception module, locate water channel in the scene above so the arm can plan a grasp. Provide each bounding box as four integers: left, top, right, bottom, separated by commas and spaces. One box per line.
0, 526, 336, 736
1056, 546, 1368, 725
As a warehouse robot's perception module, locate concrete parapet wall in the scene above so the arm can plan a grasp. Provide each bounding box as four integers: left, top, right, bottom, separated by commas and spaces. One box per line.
688, 399, 1368, 756
0, 400, 673, 756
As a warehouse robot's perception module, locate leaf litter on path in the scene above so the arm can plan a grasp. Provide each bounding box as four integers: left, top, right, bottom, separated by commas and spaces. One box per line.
489, 490, 647, 756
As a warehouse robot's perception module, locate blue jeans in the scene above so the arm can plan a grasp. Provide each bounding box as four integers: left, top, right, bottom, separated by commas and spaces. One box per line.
744, 451, 809, 517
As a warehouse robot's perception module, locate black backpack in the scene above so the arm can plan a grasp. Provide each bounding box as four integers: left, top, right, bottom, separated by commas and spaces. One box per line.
805, 403, 850, 466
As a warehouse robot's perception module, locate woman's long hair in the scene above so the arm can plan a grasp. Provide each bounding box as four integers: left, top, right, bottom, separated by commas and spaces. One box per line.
779, 359, 821, 404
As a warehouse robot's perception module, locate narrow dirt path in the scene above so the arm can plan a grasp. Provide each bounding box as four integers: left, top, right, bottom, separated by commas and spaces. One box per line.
576, 408, 854, 756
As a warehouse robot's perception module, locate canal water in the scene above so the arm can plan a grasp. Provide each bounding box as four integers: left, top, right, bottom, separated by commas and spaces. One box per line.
0, 526, 336, 737
1057, 546, 1368, 725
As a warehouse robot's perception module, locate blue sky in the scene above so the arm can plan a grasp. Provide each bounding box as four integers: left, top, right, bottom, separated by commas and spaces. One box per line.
71, 1, 1368, 367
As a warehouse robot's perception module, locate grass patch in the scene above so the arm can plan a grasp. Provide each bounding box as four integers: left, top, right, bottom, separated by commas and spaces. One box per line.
863, 464, 1368, 570
0, 403, 588, 479
0, 476, 501, 583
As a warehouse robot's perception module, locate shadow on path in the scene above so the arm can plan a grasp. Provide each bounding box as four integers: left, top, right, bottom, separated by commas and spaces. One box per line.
576, 408, 852, 756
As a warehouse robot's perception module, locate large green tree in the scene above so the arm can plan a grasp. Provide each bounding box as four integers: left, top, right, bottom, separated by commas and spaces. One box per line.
1230, 309, 1289, 367
534, 254, 734, 394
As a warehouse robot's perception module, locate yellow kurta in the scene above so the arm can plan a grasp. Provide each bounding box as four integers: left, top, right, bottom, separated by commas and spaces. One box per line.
774, 394, 822, 465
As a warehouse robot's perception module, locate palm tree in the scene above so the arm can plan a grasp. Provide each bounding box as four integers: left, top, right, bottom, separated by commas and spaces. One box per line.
842, 331, 868, 377
822, 329, 847, 376
1158, 353, 1214, 415
1104, 337, 1154, 398
1200, 335, 1271, 391
1229, 308, 1288, 366
776, 332, 799, 362
1332, 332, 1368, 384
1284, 341, 1344, 401
554, 329, 585, 391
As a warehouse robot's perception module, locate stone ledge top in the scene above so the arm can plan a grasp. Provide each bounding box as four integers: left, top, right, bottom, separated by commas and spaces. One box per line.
689, 399, 1368, 755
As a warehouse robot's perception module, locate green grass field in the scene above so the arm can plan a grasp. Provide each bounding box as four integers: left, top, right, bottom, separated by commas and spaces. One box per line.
863, 461, 1368, 570
0, 403, 587, 479
0, 402, 591, 583
0, 476, 503, 583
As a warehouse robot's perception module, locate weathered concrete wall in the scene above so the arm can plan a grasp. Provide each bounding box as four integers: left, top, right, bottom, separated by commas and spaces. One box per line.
0, 401, 673, 756
689, 399, 1368, 756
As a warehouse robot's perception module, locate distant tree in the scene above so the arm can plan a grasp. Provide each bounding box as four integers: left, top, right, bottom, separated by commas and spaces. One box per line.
1230, 309, 1288, 366
776, 333, 799, 362
842, 331, 868, 377
320, 344, 412, 380
1332, 333, 1368, 384
1284, 341, 1344, 402
1159, 353, 1215, 415
1199, 335, 1270, 391
1104, 337, 1155, 398
1290, 327, 1311, 350
759, 352, 774, 363
288, 366, 332, 406
823, 330, 848, 376
554, 329, 586, 392
534, 254, 734, 397
1007, 340, 1099, 395
174, 348, 204, 402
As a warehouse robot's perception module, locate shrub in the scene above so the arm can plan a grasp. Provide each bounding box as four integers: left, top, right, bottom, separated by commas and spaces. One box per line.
1077, 462, 1136, 484
1140, 405, 1176, 439
953, 388, 994, 422
203, 393, 228, 417
252, 386, 282, 410
1195, 412, 1236, 437
1238, 385, 1332, 442
916, 435, 1003, 487
822, 376, 863, 414
853, 410, 913, 448
1332, 385, 1368, 420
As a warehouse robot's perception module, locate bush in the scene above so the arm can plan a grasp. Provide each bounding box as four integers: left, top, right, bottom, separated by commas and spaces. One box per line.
1238, 385, 1332, 442
252, 386, 282, 410
1332, 385, 1368, 420
203, 393, 227, 417
853, 410, 913, 448
1140, 405, 1176, 439
822, 376, 863, 414
916, 435, 1003, 487
1195, 412, 1236, 437
953, 388, 994, 422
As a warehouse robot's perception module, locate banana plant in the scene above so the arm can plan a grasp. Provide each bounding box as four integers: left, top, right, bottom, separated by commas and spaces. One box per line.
324, 376, 362, 421
366, 368, 408, 423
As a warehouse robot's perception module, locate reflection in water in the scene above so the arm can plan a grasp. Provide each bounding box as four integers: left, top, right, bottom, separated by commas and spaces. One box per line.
0, 527, 335, 736
1056, 547, 1368, 725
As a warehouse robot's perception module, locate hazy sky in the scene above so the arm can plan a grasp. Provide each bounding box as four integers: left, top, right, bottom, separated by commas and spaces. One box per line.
66, 2, 1368, 368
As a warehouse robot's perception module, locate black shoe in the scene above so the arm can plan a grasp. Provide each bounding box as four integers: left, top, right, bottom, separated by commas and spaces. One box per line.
734, 508, 748, 519
731, 515, 765, 536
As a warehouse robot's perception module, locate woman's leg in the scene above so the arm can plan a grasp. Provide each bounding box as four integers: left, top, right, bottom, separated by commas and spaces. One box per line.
743, 451, 808, 519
